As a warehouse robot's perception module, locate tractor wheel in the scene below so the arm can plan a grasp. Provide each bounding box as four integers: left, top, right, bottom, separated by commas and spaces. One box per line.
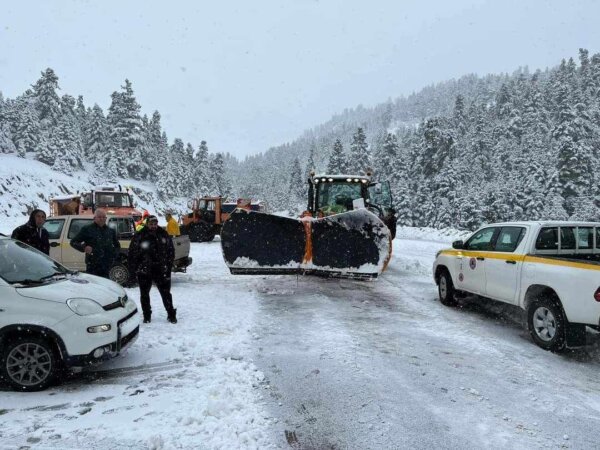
188, 224, 202, 242
196, 222, 214, 242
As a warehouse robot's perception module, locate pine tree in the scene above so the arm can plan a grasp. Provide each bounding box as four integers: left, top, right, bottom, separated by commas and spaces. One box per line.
14, 100, 40, 157
327, 139, 347, 174
348, 127, 370, 174
288, 157, 304, 213
32, 68, 61, 126
194, 140, 210, 195
86, 104, 109, 164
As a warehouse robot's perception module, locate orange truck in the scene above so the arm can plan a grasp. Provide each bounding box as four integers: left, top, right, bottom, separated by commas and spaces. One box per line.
180, 196, 266, 242
49, 186, 142, 222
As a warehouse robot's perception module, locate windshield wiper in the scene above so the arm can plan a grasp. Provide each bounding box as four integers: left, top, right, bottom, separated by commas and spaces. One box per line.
12, 279, 45, 286
38, 272, 69, 281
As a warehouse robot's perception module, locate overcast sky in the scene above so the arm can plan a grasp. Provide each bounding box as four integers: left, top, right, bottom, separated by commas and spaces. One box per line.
1, 0, 599, 158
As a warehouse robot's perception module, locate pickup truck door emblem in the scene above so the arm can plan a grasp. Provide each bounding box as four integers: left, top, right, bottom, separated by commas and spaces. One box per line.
469, 257, 477, 270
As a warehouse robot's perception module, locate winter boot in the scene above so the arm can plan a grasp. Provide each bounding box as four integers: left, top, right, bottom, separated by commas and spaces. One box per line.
167, 309, 177, 324
143, 315, 151, 324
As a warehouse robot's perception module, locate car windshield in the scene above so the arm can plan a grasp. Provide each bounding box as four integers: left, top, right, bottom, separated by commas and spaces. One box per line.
0, 239, 72, 284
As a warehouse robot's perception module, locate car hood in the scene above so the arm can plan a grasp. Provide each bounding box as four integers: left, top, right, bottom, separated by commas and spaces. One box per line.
16, 273, 125, 307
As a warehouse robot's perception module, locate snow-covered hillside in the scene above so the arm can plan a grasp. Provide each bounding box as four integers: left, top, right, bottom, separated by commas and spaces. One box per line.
0, 154, 189, 234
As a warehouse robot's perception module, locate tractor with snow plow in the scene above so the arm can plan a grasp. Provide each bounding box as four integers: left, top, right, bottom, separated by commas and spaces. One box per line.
220, 172, 397, 279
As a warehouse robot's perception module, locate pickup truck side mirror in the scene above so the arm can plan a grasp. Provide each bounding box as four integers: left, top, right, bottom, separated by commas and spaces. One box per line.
452, 240, 464, 249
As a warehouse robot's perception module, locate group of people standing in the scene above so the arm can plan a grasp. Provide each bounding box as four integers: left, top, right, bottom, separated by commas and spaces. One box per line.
11, 208, 181, 325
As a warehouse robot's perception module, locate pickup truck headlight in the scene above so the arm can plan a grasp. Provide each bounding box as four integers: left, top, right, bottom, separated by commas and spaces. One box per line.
67, 298, 104, 316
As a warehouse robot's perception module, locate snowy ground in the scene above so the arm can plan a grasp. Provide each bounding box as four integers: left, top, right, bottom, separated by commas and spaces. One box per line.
1, 228, 600, 449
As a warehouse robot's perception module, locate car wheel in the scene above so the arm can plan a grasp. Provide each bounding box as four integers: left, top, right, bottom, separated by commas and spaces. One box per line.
438, 270, 457, 306
527, 296, 566, 352
109, 263, 130, 286
1, 336, 58, 392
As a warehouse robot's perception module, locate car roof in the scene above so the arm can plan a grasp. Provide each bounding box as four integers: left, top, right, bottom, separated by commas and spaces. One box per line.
481, 221, 600, 227
47, 214, 133, 220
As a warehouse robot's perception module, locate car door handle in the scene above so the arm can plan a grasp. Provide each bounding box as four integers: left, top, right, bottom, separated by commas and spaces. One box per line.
476, 257, 485, 261
50, 242, 60, 247
505, 260, 517, 265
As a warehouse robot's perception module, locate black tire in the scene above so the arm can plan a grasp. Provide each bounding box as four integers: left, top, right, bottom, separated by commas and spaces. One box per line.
109, 263, 131, 286
188, 223, 202, 242
438, 270, 458, 306
196, 222, 214, 242
1, 336, 59, 392
527, 296, 566, 352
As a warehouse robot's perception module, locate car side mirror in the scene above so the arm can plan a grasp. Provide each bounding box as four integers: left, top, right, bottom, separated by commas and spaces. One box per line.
452, 240, 464, 249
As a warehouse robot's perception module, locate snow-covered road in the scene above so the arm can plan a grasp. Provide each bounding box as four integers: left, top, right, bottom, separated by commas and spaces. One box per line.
1, 231, 600, 449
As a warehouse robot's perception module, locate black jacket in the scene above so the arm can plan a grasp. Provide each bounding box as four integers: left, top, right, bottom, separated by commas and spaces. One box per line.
128, 226, 174, 276
11, 209, 50, 255
70, 222, 120, 272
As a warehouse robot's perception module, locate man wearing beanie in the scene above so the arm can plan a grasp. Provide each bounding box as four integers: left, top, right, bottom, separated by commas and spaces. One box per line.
128, 215, 177, 323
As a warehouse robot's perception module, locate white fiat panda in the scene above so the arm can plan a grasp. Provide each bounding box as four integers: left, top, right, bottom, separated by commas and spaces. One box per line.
0, 235, 140, 391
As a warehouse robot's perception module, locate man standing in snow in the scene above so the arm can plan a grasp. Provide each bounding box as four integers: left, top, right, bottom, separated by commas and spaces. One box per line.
70, 209, 120, 278
128, 215, 177, 324
11, 209, 50, 255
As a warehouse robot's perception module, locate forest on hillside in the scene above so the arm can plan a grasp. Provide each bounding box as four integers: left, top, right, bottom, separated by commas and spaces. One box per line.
1, 49, 599, 229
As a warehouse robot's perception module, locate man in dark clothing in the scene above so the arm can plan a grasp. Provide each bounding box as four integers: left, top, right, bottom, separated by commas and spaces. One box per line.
128, 215, 177, 324
70, 209, 120, 278
11, 209, 50, 255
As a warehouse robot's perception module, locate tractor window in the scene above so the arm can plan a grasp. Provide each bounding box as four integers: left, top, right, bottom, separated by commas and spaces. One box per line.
368, 181, 392, 208
95, 193, 132, 207
317, 182, 363, 214
108, 217, 134, 239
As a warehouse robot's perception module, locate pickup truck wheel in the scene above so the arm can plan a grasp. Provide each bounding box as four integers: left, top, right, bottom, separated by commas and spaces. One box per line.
438, 270, 458, 306
1, 336, 58, 392
527, 297, 566, 352
109, 263, 130, 286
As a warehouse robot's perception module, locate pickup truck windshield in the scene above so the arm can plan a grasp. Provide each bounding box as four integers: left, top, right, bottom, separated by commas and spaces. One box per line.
0, 239, 71, 284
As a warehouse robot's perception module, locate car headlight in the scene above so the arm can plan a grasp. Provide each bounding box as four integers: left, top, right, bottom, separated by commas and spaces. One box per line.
67, 298, 105, 316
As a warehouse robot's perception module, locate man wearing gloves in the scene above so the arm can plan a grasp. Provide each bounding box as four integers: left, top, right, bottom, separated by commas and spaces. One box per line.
128, 215, 177, 324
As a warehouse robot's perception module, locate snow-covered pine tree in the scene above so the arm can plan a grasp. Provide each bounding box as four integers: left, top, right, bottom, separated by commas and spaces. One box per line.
86, 104, 109, 164
32, 68, 61, 127
209, 153, 233, 199
327, 139, 347, 174
194, 140, 210, 195
287, 157, 304, 214
14, 99, 40, 157
348, 127, 370, 174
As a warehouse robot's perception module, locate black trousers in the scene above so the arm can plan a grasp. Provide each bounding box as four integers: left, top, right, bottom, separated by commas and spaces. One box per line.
137, 269, 174, 319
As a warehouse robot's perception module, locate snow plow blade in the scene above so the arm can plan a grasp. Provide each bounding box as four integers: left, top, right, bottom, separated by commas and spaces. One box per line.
220, 209, 392, 279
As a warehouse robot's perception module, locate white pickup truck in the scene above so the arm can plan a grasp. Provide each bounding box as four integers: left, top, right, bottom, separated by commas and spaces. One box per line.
433, 221, 600, 352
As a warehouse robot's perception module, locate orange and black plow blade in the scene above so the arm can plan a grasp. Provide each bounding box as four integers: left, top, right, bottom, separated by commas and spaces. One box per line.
220, 209, 392, 279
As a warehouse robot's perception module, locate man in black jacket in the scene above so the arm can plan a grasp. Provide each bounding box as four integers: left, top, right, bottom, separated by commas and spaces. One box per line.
11, 209, 50, 255
70, 209, 120, 278
128, 215, 177, 324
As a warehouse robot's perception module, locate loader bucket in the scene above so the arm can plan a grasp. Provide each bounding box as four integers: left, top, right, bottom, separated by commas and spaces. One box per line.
220, 209, 392, 279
